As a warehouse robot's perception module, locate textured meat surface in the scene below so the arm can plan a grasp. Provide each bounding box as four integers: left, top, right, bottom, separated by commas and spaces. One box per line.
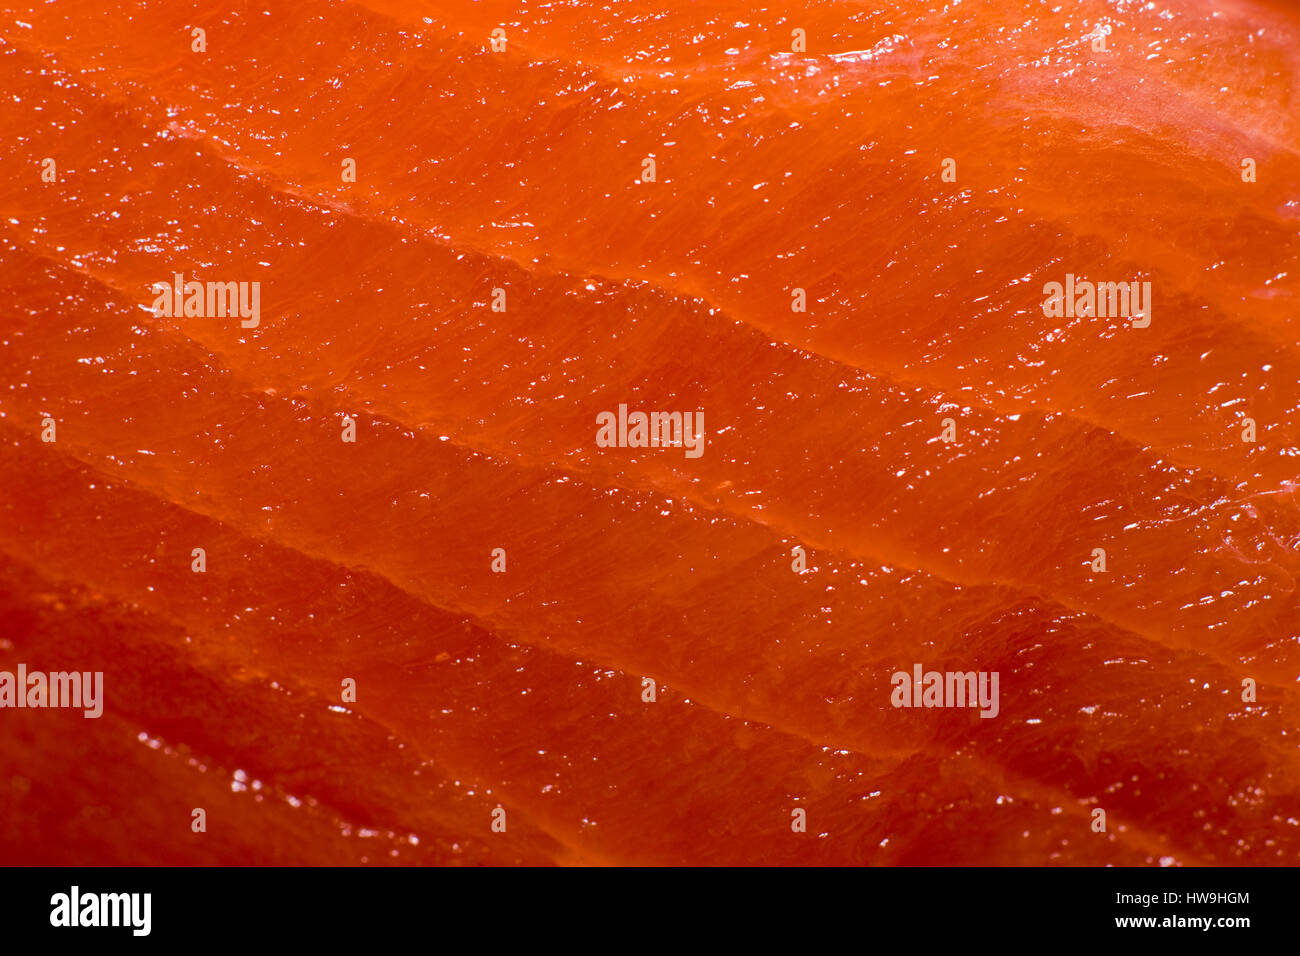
0, 0, 1298, 865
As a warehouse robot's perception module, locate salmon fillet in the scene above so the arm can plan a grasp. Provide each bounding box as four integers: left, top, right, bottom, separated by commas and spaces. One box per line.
0, 0, 1298, 865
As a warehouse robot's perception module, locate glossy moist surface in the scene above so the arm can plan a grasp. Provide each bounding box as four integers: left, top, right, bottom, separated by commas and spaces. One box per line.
0, 0, 1298, 865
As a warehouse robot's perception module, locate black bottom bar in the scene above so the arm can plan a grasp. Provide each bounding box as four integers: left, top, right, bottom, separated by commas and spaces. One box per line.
0, 865, 1282, 945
